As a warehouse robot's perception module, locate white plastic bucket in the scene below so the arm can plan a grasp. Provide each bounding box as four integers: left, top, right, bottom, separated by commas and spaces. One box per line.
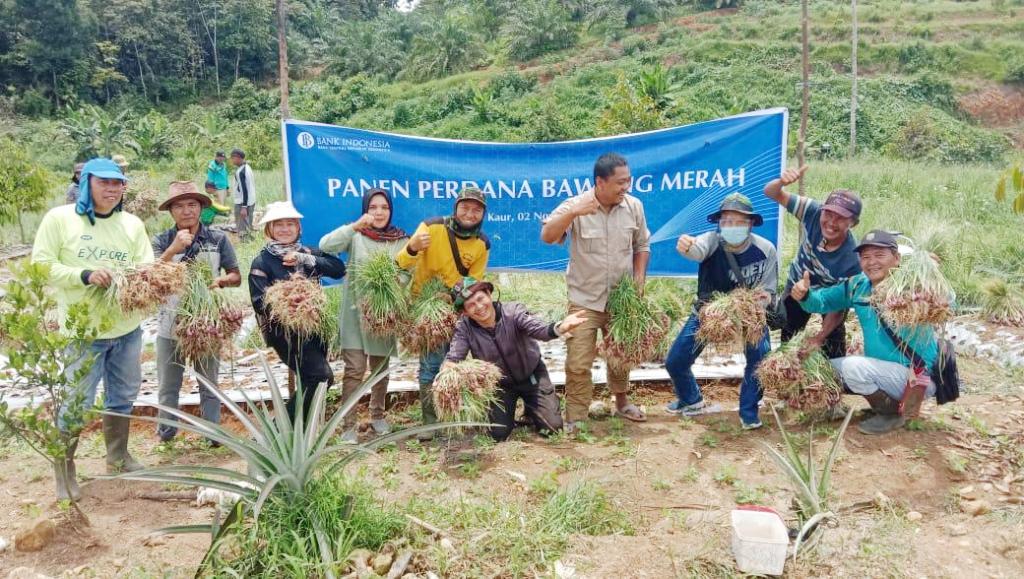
730, 509, 789, 576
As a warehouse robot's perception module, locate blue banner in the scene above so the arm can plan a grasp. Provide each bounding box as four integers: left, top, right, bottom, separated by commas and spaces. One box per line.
283, 108, 787, 277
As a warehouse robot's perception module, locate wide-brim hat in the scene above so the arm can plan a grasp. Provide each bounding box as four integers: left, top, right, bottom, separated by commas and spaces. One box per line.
258, 201, 304, 226
707, 192, 764, 227
159, 181, 212, 211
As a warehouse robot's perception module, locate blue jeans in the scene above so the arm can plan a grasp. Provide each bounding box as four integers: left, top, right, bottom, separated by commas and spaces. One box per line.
665, 314, 770, 425
61, 327, 143, 428
417, 342, 450, 425
417, 342, 451, 385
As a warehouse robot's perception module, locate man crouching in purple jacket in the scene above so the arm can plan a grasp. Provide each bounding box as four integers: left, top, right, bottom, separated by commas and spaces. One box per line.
443, 277, 587, 441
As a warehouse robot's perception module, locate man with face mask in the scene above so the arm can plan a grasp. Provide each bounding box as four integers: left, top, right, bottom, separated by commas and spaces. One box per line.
665, 193, 778, 430
397, 187, 490, 439
442, 278, 587, 441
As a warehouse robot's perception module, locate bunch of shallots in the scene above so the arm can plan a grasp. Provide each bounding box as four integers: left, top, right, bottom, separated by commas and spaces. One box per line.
400, 277, 458, 354
869, 249, 953, 327
264, 273, 329, 339
174, 262, 248, 362
432, 358, 502, 425
598, 276, 671, 371
349, 250, 409, 337
757, 333, 843, 414
696, 287, 767, 349
109, 260, 188, 315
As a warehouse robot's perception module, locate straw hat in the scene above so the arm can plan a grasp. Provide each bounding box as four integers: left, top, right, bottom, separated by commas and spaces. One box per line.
159, 181, 212, 211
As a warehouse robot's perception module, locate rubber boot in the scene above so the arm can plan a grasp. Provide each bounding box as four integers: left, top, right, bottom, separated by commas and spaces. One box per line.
54, 439, 81, 502
858, 391, 905, 435
104, 415, 144, 474
417, 382, 437, 442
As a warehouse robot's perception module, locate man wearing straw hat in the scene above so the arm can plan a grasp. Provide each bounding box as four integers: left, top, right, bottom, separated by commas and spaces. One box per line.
151, 181, 241, 443
32, 157, 154, 500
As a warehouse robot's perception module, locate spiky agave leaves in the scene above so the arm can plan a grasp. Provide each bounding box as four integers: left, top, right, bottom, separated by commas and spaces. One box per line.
432, 359, 502, 428
101, 354, 477, 577
174, 262, 248, 362
870, 249, 954, 328
696, 287, 767, 349
105, 260, 188, 315
598, 276, 671, 371
349, 250, 409, 337
401, 277, 458, 354
264, 272, 330, 340
757, 332, 843, 414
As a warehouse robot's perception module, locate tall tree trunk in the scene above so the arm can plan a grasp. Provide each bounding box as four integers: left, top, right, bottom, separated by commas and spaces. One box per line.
276, 0, 290, 119
798, 0, 810, 196
849, 0, 858, 158
134, 40, 148, 101
52, 70, 60, 110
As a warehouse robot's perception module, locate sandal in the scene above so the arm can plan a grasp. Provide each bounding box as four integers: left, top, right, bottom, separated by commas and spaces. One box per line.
614, 403, 647, 422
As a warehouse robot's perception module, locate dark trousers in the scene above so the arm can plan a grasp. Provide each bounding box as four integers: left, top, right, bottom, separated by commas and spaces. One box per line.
781, 295, 847, 359
262, 325, 334, 421
489, 363, 563, 441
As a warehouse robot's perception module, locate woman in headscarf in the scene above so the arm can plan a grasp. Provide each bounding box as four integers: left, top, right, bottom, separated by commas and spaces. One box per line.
320, 188, 409, 441
249, 201, 346, 419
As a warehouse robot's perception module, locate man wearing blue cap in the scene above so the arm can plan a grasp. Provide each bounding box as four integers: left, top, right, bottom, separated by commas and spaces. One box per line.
666, 192, 778, 430
32, 157, 154, 500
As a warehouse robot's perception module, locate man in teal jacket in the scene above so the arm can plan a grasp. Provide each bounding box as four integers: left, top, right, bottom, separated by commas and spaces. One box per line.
791, 230, 939, 435
206, 151, 229, 204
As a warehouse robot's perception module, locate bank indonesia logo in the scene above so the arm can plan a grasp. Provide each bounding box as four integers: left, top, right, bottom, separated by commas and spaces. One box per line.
297, 132, 315, 149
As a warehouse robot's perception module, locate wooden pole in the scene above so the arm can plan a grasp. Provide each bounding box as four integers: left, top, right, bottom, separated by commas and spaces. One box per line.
798, 0, 810, 196
849, 0, 858, 158
276, 0, 290, 119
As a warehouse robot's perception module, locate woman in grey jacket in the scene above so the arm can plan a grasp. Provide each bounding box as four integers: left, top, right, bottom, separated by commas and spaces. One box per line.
444, 278, 586, 441
320, 189, 409, 440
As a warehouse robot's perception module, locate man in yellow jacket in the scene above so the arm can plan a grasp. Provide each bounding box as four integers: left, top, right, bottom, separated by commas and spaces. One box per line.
397, 187, 490, 437
32, 157, 154, 501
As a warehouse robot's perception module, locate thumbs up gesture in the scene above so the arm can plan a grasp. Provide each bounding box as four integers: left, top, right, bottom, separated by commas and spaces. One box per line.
791, 270, 812, 302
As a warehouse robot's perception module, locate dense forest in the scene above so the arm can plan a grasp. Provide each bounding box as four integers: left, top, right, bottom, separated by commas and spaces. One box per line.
1, 0, 1021, 175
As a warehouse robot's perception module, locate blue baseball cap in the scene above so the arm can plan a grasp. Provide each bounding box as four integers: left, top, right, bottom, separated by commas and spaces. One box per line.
82, 158, 128, 182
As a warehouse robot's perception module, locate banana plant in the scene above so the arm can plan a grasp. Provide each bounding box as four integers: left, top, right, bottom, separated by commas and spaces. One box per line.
105, 354, 477, 577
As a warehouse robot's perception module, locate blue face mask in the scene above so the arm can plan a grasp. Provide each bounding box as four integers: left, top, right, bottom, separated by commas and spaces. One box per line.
720, 226, 750, 245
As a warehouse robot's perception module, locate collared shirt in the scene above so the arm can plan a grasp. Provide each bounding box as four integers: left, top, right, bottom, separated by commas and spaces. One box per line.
152, 224, 239, 339
546, 193, 650, 312
232, 163, 255, 206
785, 195, 861, 291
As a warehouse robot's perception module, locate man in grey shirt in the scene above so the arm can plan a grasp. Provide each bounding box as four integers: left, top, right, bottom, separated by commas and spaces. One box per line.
541, 152, 651, 431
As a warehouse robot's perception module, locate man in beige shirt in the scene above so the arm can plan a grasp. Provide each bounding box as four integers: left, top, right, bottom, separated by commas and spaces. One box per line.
541, 152, 651, 431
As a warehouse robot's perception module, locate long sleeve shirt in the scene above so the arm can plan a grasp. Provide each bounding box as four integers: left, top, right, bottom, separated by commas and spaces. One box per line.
800, 273, 938, 369
232, 163, 256, 207
446, 302, 559, 386
248, 246, 346, 322
395, 218, 489, 293
679, 231, 777, 309
31, 204, 154, 339
319, 224, 409, 356
207, 160, 230, 190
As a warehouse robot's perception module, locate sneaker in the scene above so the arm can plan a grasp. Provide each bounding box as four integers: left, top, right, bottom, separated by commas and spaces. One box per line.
680, 401, 723, 417
339, 429, 358, 444
741, 420, 764, 431
665, 400, 685, 415
371, 419, 391, 435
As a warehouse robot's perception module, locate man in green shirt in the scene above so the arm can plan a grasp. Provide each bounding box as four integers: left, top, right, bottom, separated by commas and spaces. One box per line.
32, 157, 155, 500
206, 151, 229, 205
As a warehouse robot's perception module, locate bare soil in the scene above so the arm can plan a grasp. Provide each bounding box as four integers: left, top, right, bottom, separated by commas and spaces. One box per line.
1, 355, 1023, 578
